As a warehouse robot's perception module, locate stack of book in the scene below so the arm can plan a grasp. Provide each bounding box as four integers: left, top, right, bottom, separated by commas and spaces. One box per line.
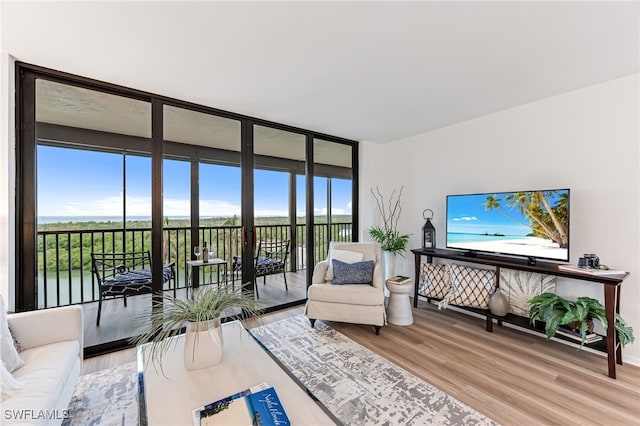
192, 382, 290, 426
387, 275, 412, 285
555, 327, 602, 344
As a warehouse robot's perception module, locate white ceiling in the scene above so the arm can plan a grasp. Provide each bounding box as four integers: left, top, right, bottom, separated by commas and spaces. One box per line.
2, 1, 638, 143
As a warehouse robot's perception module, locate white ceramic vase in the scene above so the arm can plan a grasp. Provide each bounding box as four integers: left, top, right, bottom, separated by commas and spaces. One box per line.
183, 317, 223, 370
383, 251, 396, 280
489, 289, 509, 317
383, 251, 396, 297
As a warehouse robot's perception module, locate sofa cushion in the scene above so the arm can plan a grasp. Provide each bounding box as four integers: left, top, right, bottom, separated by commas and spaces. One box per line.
1, 295, 25, 373
1, 361, 23, 401
332, 259, 375, 285
8, 340, 80, 413
325, 249, 364, 281
308, 283, 384, 306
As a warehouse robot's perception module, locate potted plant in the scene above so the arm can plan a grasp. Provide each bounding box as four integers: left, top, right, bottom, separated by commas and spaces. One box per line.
369, 185, 410, 257
131, 286, 262, 371
527, 292, 635, 347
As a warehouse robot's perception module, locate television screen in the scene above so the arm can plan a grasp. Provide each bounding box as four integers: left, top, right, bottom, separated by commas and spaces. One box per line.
446, 189, 569, 262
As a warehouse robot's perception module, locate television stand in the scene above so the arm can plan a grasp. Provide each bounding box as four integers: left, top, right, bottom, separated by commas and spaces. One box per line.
411, 248, 626, 379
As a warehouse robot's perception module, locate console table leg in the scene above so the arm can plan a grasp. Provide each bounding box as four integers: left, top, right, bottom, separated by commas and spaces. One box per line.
616, 284, 623, 365
604, 284, 617, 379
486, 316, 493, 332
413, 252, 420, 308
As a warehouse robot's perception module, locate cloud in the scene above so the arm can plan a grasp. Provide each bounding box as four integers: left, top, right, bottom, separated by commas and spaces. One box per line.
453, 216, 478, 221
46, 195, 245, 218
314, 207, 350, 216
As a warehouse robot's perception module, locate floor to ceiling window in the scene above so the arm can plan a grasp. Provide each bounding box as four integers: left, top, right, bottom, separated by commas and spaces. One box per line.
17, 63, 358, 355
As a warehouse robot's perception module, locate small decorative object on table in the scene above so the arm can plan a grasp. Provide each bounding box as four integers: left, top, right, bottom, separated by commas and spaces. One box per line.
422, 209, 436, 249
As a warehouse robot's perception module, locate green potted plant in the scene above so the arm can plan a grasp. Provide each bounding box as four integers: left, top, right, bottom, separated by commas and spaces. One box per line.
368, 186, 410, 256
527, 292, 635, 347
131, 285, 262, 371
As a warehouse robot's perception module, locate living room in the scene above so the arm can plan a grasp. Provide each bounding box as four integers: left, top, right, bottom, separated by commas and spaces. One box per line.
1, 1, 639, 425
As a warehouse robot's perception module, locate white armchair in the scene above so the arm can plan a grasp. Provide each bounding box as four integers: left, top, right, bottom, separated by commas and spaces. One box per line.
304, 242, 386, 334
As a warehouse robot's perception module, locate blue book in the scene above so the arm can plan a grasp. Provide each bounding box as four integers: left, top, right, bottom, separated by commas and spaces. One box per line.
245, 387, 291, 426
193, 384, 291, 426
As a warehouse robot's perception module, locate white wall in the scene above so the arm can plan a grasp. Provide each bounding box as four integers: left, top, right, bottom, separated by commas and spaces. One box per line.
361, 74, 640, 365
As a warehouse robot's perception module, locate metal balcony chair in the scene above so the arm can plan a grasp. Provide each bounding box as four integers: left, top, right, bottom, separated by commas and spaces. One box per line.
232, 239, 290, 299
91, 250, 176, 326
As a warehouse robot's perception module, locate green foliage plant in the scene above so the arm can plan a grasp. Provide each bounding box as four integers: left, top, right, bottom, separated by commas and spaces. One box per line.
368, 186, 411, 256
527, 292, 635, 348
130, 285, 263, 371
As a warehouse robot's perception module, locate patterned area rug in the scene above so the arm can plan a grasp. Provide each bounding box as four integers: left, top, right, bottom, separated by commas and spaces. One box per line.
252, 316, 497, 426
64, 317, 497, 425
63, 362, 138, 426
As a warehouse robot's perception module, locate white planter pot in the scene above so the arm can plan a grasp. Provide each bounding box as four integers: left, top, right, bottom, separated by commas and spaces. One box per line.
383, 251, 396, 297
183, 317, 223, 370
383, 251, 396, 279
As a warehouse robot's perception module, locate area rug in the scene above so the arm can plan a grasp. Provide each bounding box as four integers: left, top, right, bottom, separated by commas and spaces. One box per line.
64, 317, 497, 425
63, 362, 138, 426
251, 316, 497, 426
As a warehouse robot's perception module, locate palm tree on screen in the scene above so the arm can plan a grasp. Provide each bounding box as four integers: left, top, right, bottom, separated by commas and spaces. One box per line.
484, 191, 568, 248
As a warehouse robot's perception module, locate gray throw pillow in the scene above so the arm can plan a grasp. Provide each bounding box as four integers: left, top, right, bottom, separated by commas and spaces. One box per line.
331, 259, 375, 285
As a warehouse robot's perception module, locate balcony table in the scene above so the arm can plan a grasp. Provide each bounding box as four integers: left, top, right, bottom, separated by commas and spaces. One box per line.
186, 258, 230, 297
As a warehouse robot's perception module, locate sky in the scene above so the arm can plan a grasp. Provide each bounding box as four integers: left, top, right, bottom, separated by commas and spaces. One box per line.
37, 146, 352, 219
446, 191, 568, 236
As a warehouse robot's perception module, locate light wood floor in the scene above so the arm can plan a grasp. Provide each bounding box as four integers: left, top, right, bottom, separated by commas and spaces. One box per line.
83, 300, 640, 425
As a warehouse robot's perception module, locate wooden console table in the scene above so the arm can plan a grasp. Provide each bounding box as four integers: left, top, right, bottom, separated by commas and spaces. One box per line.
411, 248, 626, 379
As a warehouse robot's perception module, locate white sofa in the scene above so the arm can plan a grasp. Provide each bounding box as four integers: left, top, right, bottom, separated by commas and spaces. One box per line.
3, 305, 83, 426
305, 242, 386, 334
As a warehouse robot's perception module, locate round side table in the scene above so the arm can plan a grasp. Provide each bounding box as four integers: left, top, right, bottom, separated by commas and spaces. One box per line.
386, 279, 414, 326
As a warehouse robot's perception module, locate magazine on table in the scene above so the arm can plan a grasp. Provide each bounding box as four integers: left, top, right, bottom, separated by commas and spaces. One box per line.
192, 382, 291, 426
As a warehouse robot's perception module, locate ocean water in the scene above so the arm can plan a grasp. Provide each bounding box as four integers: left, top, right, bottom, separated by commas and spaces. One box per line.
446, 232, 525, 243
37, 216, 190, 224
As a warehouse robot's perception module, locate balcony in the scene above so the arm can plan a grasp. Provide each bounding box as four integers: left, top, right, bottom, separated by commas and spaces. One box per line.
37, 222, 352, 349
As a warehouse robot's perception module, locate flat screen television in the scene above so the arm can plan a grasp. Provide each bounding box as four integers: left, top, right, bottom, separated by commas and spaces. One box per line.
446, 189, 569, 262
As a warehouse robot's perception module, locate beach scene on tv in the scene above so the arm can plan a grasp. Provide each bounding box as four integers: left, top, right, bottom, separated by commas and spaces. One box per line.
446, 189, 569, 261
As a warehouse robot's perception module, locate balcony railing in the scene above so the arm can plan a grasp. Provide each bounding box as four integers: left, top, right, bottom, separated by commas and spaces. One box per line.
36, 222, 352, 308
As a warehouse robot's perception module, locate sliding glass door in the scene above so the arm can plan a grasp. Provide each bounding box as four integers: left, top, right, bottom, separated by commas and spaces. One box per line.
31, 78, 154, 347
17, 63, 359, 355
163, 105, 242, 297
253, 125, 306, 307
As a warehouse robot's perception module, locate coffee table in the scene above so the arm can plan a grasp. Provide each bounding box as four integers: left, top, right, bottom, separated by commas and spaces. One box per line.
137, 320, 339, 425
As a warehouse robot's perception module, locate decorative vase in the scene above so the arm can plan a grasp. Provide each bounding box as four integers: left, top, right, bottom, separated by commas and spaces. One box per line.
383, 251, 396, 280
489, 289, 509, 316
183, 317, 223, 370
383, 251, 396, 297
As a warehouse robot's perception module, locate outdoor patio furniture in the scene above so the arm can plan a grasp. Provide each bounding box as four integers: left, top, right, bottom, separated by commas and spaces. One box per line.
232, 239, 290, 299
91, 251, 176, 326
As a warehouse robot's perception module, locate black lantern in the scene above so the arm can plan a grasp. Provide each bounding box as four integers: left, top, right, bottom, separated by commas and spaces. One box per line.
422, 209, 436, 249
